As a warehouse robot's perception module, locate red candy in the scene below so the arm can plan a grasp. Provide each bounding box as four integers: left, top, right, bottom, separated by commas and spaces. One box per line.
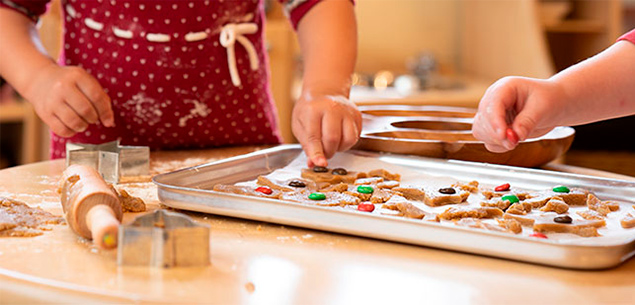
529, 232, 548, 239
495, 183, 511, 192
255, 187, 273, 195
357, 203, 375, 212
506, 128, 519, 144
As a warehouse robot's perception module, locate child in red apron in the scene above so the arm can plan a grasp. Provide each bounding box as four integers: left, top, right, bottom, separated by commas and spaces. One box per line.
0, 0, 359, 167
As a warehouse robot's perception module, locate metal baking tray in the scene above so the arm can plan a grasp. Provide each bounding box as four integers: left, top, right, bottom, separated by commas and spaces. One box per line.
153, 145, 635, 269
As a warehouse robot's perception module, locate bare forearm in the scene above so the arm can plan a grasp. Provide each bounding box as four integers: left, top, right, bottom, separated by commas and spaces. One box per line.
1, 8, 114, 135
296, 0, 357, 97
0, 8, 56, 97
550, 41, 635, 126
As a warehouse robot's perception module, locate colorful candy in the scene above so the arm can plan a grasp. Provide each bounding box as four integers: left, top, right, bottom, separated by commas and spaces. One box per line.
552, 186, 570, 193
312, 166, 328, 173
438, 187, 456, 194
501, 194, 519, 204
288, 180, 306, 188
103, 233, 117, 248
255, 186, 273, 195
308, 192, 326, 200
357, 203, 375, 212
495, 183, 510, 192
506, 128, 519, 144
529, 232, 548, 239
357, 185, 374, 194
554, 215, 573, 224
332, 168, 348, 175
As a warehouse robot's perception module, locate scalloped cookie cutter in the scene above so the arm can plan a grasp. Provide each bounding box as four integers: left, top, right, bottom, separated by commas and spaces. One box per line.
65, 140, 150, 184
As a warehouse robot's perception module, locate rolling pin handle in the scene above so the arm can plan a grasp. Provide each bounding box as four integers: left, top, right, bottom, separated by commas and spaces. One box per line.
86, 204, 119, 249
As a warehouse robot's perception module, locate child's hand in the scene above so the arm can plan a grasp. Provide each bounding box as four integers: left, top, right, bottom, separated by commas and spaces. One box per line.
292, 95, 362, 167
472, 76, 567, 153
26, 63, 114, 137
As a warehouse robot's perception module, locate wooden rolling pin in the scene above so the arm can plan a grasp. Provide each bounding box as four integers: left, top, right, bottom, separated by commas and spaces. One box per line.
60, 165, 123, 249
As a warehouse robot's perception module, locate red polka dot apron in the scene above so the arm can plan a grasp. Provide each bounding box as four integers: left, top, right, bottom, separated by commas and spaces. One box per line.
51, 0, 282, 158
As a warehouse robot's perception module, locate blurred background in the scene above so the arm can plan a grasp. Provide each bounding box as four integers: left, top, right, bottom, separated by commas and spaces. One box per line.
1, 0, 633, 175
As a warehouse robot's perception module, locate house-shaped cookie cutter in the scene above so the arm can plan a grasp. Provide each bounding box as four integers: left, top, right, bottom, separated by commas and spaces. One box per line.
117, 210, 211, 268
65, 140, 149, 184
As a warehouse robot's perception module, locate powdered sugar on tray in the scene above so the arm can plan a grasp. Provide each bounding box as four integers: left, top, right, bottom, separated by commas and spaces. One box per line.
235, 152, 635, 246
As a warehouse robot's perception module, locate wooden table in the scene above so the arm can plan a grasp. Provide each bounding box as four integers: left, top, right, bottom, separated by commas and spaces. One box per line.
1, 146, 633, 304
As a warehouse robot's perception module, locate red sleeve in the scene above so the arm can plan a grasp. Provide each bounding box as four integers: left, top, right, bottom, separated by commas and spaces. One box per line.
617, 29, 635, 45
0, 0, 50, 21
279, 0, 354, 30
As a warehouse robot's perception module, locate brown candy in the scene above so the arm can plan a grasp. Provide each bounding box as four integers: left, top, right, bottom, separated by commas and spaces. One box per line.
288, 180, 306, 188
438, 187, 456, 195
312, 166, 328, 173
332, 168, 348, 175
554, 215, 573, 224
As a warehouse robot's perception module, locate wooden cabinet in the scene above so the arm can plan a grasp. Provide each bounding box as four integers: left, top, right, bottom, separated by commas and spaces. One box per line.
462, 0, 622, 78
541, 0, 622, 72
0, 93, 43, 166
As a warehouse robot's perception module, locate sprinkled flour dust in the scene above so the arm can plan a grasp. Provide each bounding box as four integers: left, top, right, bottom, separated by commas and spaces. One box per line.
178, 99, 211, 127
122, 92, 163, 125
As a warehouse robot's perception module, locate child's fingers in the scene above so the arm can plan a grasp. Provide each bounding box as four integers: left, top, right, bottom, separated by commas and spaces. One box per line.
484, 142, 511, 153
472, 112, 503, 147
321, 113, 342, 159
473, 107, 503, 147
483, 87, 515, 140
511, 109, 540, 142
525, 126, 554, 140
64, 87, 99, 124
53, 103, 89, 133
338, 117, 359, 151
48, 114, 77, 138
473, 77, 526, 151
76, 74, 114, 127
299, 113, 328, 167
305, 139, 327, 167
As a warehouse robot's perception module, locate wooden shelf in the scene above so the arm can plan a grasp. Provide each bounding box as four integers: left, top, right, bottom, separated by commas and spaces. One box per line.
544, 19, 606, 34
542, 0, 622, 72
0, 99, 44, 165
0, 103, 29, 122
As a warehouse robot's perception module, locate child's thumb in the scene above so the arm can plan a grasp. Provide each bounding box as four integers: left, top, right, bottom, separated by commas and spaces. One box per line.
511, 111, 539, 142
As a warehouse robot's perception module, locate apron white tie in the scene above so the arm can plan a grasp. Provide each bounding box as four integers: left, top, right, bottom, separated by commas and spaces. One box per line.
220, 23, 259, 87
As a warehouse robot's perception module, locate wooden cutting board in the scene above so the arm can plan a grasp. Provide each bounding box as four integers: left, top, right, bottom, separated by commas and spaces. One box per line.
354, 105, 575, 167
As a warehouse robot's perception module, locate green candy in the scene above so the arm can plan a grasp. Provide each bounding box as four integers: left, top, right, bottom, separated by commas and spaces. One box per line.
552, 186, 570, 193
501, 194, 520, 204
357, 185, 374, 194
308, 192, 326, 200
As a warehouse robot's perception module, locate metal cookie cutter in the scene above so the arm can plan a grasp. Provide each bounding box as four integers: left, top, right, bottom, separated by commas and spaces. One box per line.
66, 140, 149, 184
117, 210, 211, 268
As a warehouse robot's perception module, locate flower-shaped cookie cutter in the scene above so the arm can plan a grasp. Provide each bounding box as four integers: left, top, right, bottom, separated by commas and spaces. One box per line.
117, 210, 211, 268
65, 140, 150, 184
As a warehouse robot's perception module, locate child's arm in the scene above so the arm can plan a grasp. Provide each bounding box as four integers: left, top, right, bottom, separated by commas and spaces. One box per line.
292, 0, 360, 167
0, 8, 114, 137
472, 40, 635, 153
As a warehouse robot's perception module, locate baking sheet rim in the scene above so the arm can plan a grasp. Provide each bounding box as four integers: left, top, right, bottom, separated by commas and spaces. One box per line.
153, 145, 635, 269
